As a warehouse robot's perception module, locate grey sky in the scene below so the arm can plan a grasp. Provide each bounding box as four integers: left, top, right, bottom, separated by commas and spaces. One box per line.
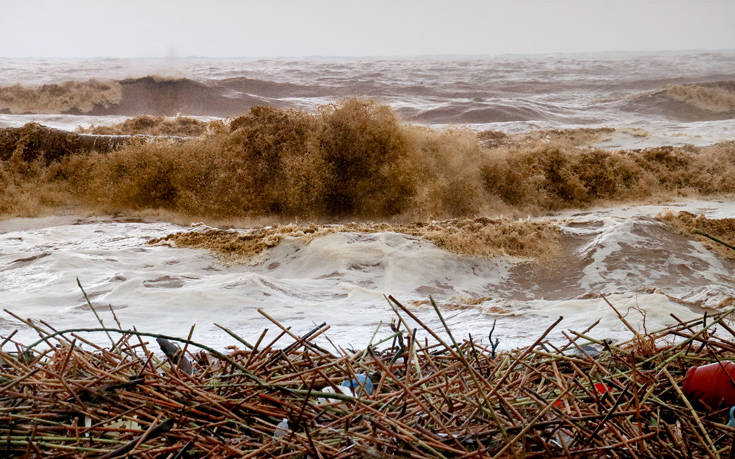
1, 0, 733, 57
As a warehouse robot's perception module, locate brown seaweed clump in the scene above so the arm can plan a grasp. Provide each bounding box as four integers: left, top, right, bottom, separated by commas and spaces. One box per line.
658, 210, 735, 260
149, 217, 562, 262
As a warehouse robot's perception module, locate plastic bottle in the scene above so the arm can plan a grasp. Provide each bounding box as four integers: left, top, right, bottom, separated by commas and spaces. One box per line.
273, 418, 290, 439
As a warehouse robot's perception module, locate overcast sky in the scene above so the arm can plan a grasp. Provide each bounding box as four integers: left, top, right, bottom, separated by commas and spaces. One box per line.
1, 0, 733, 57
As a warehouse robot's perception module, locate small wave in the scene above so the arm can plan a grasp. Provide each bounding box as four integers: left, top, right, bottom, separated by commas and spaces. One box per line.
664, 81, 735, 113
400, 102, 547, 123
149, 218, 562, 262
143, 275, 186, 288
78, 115, 215, 136
0, 252, 50, 271
626, 80, 735, 121
658, 210, 735, 260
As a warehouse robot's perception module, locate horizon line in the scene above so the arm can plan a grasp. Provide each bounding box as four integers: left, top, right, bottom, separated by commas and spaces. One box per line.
2, 48, 735, 60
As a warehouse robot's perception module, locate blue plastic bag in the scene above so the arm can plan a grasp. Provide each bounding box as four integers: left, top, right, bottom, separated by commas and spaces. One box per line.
340, 373, 374, 395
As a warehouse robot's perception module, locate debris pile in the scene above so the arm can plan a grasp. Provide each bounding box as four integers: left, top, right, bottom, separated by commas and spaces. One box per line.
2, 296, 735, 457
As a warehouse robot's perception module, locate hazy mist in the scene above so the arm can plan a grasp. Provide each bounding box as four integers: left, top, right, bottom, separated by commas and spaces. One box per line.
1, 0, 733, 57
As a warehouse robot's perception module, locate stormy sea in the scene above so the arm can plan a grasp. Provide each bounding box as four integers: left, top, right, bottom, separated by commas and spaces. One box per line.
1, 51, 734, 349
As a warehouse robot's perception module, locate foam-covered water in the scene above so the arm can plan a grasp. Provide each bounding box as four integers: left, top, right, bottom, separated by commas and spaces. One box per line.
1, 52, 734, 350
1, 199, 732, 349
1, 52, 734, 147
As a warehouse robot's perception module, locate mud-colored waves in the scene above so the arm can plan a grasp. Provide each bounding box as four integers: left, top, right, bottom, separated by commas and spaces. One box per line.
0, 75, 572, 123
396, 101, 549, 123
79, 115, 215, 137
3, 74, 735, 123
0, 76, 273, 117
150, 218, 562, 262
658, 211, 735, 260
1, 100, 735, 218
626, 80, 735, 121
0, 79, 122, 114
0, 123, 133, 163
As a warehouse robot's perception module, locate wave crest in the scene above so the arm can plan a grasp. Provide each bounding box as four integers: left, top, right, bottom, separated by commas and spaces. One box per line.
0, 79, 122, 114
663, 81, 735, 113
0, 76, 269, 116
657, 211, 735, 260
149, 218, 563, 261
2, 100, 735, 218
79, 115, 215, 136
627, 80, 735, 121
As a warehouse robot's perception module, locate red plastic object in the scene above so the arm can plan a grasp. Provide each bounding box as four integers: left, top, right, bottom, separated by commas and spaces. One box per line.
682, 361, 735, 408
594, 383, 612, 394
554, 383, 612, 407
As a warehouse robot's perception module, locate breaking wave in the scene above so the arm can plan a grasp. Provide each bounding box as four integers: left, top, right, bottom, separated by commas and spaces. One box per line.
149, 218, 563, 262
658, 211, 735, 260
0, 79, 122, 114
626, 80, 735, 121
79, 115, 216, 137
1, 99, 734, 218
0, 123, 134, 163
0, 76, 272, 117
4, 73, 734, 124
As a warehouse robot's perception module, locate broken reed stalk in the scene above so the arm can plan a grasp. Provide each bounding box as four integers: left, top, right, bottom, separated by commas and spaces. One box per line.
23, 327, 265, 386
76, 278, 116, 349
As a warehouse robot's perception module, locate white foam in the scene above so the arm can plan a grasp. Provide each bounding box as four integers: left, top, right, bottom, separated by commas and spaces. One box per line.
0, 199, 733, 351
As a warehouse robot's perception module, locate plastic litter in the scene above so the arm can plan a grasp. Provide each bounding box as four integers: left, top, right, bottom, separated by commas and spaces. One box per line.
340, 373, 374, 395
594, 382, 612, 395
273, 418, 290, 439
682, 361, 735, 408
556, 382, 611, 407
572, 344, 602, 359
549, 428, 575, 449
317, 385, 354, 404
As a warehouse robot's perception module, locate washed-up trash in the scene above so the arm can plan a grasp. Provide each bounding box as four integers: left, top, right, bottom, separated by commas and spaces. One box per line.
571, 339, 613, 359
556, 382, 612, 407
273, 418, 290, 439
316, 374, 374, 404
594, 382, 613, 395
156, 337, 193, 375
317, 385, 354, 404
549, 428, 575, 449
682, 361, 735, 408
728, 406, 735, 427
340, 373, 374, 395
573, 344, 603, 359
